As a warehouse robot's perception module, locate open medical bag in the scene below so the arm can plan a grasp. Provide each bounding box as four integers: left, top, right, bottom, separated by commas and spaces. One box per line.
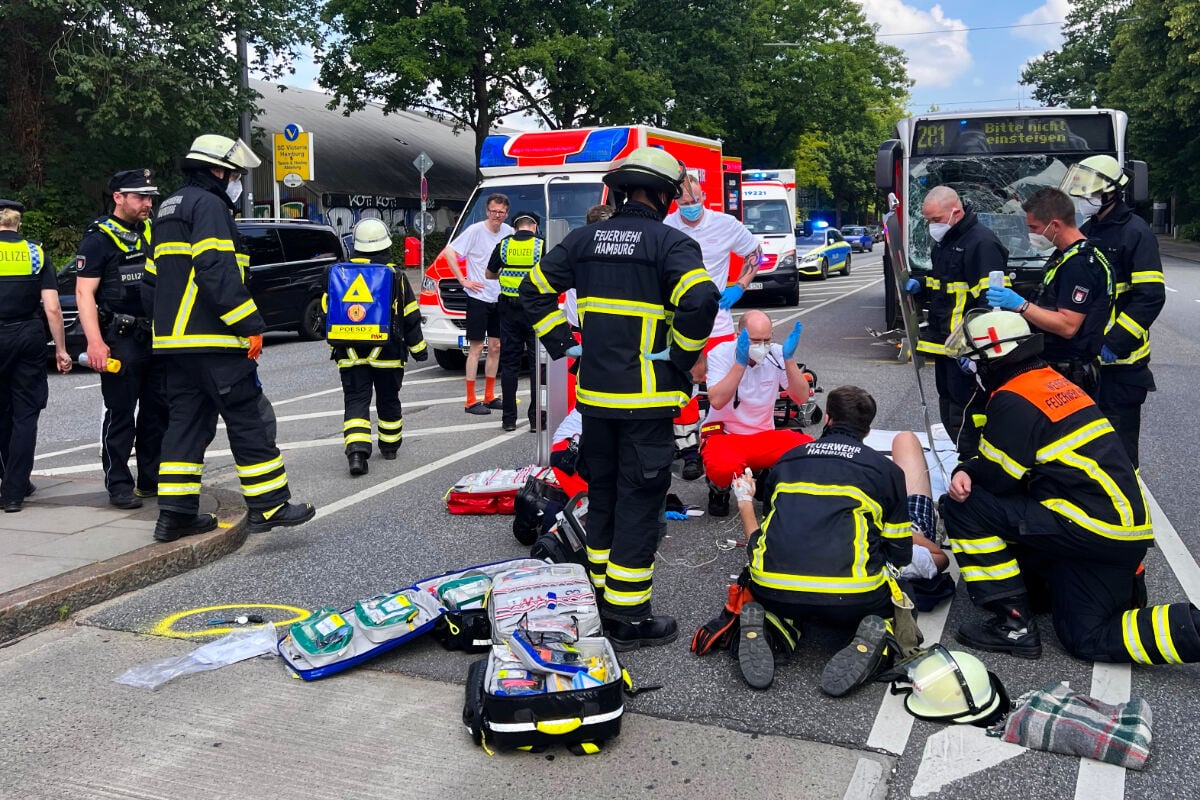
445, 465, 559, 516
462, 562, 626, 753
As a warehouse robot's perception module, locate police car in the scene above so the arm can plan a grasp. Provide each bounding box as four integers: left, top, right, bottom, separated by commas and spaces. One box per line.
795, 224, 853, 279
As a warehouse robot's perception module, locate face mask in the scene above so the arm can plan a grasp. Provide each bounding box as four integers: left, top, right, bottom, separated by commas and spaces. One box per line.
957, 356, 977, 375
1074, 196, 1102, 220
928, 221, 952, 242
225, 175, 243, 205
748, 343, 770, 363
1028, 222, 1054, 252
679, 203, 703, 222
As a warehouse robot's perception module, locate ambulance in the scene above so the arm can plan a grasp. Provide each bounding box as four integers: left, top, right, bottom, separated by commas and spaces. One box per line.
740, 169, 798, 305
419, 125, 731, 369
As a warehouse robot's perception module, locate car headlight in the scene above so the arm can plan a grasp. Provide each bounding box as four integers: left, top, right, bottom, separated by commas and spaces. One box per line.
779, 254, 796, 270
421, 275, 436, 293
800, 252, 819, 264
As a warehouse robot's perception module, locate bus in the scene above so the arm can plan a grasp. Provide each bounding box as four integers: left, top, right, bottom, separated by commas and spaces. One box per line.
875, 108, 1147, 330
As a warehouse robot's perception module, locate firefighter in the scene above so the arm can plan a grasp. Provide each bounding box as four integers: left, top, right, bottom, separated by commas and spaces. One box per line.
520, 146, 719, 650
0, 199, 72, 513
942, 309, 1200, 665
1060, 155, 1164, 467
485, 210, 542, 432
74, 169, 168, 508
985, 188, 1112, 397
913, 186, 1008, 459
150, 134, 314, 542
331, 218, 427, 475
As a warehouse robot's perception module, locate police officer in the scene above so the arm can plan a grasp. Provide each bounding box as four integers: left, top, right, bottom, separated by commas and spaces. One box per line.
1061, 155, 1164, 467
74, 169, 168, 508
942, 309, 1200, 666
485, 210, 542, 432
913, 186, 1008, 459
150, 134, 314, 542
331, 218, 427, 476
0, 199, 72, 513
985, 188, 1112, 397
521, 146, 719, 650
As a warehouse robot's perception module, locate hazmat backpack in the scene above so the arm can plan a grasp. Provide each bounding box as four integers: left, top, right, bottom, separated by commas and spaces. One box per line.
325, 261, 395, 346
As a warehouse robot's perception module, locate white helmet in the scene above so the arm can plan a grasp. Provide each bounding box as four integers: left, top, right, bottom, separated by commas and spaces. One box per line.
1059, 155, 1128, 198
946, 308, 1042, 365
897, 645, 1009, 726
185, 134, 262, 172
352, 218, 392, 253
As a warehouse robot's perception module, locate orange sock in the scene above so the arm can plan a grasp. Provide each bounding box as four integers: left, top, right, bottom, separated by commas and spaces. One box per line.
466, 380, 477, 407
484, 377, 496, 402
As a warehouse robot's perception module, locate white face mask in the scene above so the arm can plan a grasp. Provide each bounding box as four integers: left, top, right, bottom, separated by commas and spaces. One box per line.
225, 175, 243, 205
927, 209, 957, 243
1028, 222, 1055, 252
1074, 196, 1103, 221
748, 343, 771, 363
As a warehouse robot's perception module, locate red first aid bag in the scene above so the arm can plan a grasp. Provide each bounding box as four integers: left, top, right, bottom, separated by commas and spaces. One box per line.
444, 465, 557, 515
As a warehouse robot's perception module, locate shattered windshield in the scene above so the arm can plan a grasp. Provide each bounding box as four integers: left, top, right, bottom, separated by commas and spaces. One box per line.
905, 154, 1103, 272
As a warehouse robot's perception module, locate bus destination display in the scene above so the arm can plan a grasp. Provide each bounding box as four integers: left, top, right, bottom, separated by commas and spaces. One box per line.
912, 114, 1116, 156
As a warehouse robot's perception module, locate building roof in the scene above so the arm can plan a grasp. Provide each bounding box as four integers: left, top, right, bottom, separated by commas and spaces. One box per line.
250, 80, 479, 203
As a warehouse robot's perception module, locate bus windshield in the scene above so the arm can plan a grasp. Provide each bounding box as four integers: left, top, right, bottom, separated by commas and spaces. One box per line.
453, 180, 606, 239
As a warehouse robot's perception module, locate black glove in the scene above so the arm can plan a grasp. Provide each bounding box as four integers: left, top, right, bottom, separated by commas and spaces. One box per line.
691, 608, 738, 655
412, 348, 429, 362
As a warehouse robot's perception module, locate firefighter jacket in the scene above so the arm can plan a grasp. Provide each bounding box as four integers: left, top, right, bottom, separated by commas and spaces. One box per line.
489, 231, 544, 299
1031, 238, 1112, 364
520, 201, 719, 419
960, 363, 1150, 545
747, 426, 912, 607
327, 257, 426, 369
917, 208, 1008, 356
0, 233, 50, 320
149, 172, 263, 353
1082, 201, 1164, 369
74, 215, 152, 316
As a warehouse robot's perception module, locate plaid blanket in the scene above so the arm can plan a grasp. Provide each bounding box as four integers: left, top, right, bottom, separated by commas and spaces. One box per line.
998, 682, 1153, 770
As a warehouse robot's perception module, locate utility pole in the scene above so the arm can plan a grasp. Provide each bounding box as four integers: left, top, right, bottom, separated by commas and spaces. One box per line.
237, 30, 253, 219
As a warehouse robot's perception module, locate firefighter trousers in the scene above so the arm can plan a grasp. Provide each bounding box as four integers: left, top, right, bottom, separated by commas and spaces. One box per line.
579, 415, 673, 620
0, 320, 47, 505
100, 332, 167, 497
1097, 363, 1154, 469
498, 296, 537, 426
934, 355, 983, 460
158, 354, 291, 515
340, 364, 403, 456
941, 484, 1200, 664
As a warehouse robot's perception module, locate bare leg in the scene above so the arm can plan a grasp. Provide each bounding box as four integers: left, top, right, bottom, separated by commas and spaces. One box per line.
892, 431, 931, 498
465, 340, 485, 404
484, 335, 501, 380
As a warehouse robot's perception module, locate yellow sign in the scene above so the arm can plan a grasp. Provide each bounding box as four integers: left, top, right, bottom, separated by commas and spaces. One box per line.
274, 130, 314, 182
341, 273, 375, 303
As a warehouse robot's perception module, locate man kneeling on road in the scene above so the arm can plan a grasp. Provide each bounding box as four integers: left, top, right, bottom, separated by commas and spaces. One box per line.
701, 310, 812, 517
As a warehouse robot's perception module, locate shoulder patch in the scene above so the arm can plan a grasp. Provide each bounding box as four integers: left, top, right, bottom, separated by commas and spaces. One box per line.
1071, 285, 1089, 304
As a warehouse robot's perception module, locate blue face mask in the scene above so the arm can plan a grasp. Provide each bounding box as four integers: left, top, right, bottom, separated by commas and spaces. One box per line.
957, 356, 977, 375
679, 203, 703, 222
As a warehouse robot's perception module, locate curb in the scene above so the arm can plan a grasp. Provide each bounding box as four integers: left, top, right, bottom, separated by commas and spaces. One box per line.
1155, 235, 1200, 264
0, 488, 248, 644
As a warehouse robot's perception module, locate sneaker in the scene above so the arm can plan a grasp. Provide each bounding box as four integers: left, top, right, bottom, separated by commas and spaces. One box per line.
819, 615, 889, 697
465, 401, 491, 416
602, 615, 679, 652
681, 452, 704, 481
247, 502, 316, 534
154, 512, 218, 543
956, 612, 1042, 659
348, 452, 369, 476
738, 602, 775, 690
110, 493, 143, 510
484, 397, 504, 410
502, 419, 517, 432
708, 486, 731, 517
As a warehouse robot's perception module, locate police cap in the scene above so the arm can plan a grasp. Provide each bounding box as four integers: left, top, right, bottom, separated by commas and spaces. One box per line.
0, 198, 26, 213
511, 210, 540, 228
108, 169, 160, 196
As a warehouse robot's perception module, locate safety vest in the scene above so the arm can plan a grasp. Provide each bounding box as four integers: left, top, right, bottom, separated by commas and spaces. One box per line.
0, 238, 45, 319
497, 235, 543, 298
93, 217, 152, 312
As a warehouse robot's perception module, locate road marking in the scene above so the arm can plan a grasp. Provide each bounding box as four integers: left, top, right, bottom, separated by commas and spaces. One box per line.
35, 442, 101, 460
74, 382, 101, 390
772, 276, 884, 325
1074, 663, 1131, 800
1143, 481, 1200, 605
911, 726, 1027, 797
268, 373, 463, 407
842, 757, 885, 800
150, 603, 310, 639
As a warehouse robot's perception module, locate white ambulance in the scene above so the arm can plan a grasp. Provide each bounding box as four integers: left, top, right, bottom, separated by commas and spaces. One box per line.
740, 169, 799, 305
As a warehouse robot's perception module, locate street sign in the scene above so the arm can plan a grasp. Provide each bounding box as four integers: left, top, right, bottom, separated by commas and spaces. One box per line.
414, 211, 435, 234
283, 173, 304, 188
413, 151, 433, 173
420, 176, 428, 202
274, 126, 314, 182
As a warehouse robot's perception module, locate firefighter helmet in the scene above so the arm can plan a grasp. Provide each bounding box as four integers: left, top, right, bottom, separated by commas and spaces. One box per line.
900, 645, 1009, 726
1060, 155, 1128, 198
352, 218, 392, 253
603, 146, 687, 199
946, 308, 1043, 364
185, 135, 262, 172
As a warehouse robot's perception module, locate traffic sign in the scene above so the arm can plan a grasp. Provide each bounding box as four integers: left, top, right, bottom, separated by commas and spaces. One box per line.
413, 151, 433, 173
283, 123, 302, 142
420, 176, 428, 202
414, 211, 435, 234
282, 173, 304, 188
274, 127, 314, 182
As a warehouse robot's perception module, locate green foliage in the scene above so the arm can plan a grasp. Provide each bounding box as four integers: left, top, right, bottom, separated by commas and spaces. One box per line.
1178, 221, 1200, 241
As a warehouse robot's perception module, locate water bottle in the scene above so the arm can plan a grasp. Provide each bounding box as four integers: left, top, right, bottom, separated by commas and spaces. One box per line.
78, 353, 122, 373
988, 270, 1006, 310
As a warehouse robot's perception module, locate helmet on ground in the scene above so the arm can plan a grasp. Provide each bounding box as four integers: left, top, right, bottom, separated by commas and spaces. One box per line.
353, 218, 392, 253
945, 308, 1042, 365
1059, 155, 1128, 198
185, 135, 262, 172
603, 146, 687, 199
898, 645, 1009, 726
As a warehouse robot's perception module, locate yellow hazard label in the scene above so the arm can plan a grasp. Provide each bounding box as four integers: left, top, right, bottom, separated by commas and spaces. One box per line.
329, 324, 386, 340
342, 273, 375, 303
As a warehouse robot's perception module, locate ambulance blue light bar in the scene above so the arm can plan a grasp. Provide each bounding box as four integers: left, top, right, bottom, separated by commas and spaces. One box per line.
744, 171, 782, 182
479, 128, 634, 169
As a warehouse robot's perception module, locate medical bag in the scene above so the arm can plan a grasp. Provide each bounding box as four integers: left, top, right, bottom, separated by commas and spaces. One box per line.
445, 464, 558, 515
512, 471, 572, 545
530, 491, 588, 568
325, 262, 395, 347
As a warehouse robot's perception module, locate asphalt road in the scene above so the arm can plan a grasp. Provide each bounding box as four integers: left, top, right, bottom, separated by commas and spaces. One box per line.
23, 251, 1200, 799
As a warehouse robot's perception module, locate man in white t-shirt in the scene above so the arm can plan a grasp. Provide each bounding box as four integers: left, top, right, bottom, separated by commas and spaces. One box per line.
665, 175, 762, 479
438, 193, 513, 414
702, 310, 811, 516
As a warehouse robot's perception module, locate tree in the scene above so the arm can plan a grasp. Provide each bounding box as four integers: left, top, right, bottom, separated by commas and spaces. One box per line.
1019, 0, 1132, 107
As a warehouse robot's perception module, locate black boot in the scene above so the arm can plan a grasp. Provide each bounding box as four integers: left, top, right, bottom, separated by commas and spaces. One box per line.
956, 605, 1042, 659
602, 614, 679, 652
737, 602, 775, 689
247, 502, 317, 534
708, 485, 731, 517
819, 615, 889, 697
348, 452, 368, 476
154, 511, 218, 543
680, 447, 703, 481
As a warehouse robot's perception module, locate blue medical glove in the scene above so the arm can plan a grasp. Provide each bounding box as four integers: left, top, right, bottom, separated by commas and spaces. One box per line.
986, 286, 1025, 311
782, 322, 803, 361
719, 283, 744, 310
1100, 345, 1118, 364
905, 277, 922, 294
565, 344, 582, 358
664, 510, 689, 521
735, 328, 751, 366
646, 348, 671, 361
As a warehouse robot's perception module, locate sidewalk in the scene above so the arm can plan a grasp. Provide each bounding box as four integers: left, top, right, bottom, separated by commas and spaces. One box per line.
0, 476, 247, 644
1156, 233, 1200, 263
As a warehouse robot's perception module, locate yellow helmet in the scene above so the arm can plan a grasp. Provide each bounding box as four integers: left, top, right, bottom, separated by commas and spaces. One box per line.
1059, 155, 1127, 198
899, 645, 1010, 726
352, 218, 392, 253
603, 146, 687, 199
185, 134, 262, 172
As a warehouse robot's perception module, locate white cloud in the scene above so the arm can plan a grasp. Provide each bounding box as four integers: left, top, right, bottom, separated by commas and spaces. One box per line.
1014, 0, 1071, 47
856, 0, 972, 88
